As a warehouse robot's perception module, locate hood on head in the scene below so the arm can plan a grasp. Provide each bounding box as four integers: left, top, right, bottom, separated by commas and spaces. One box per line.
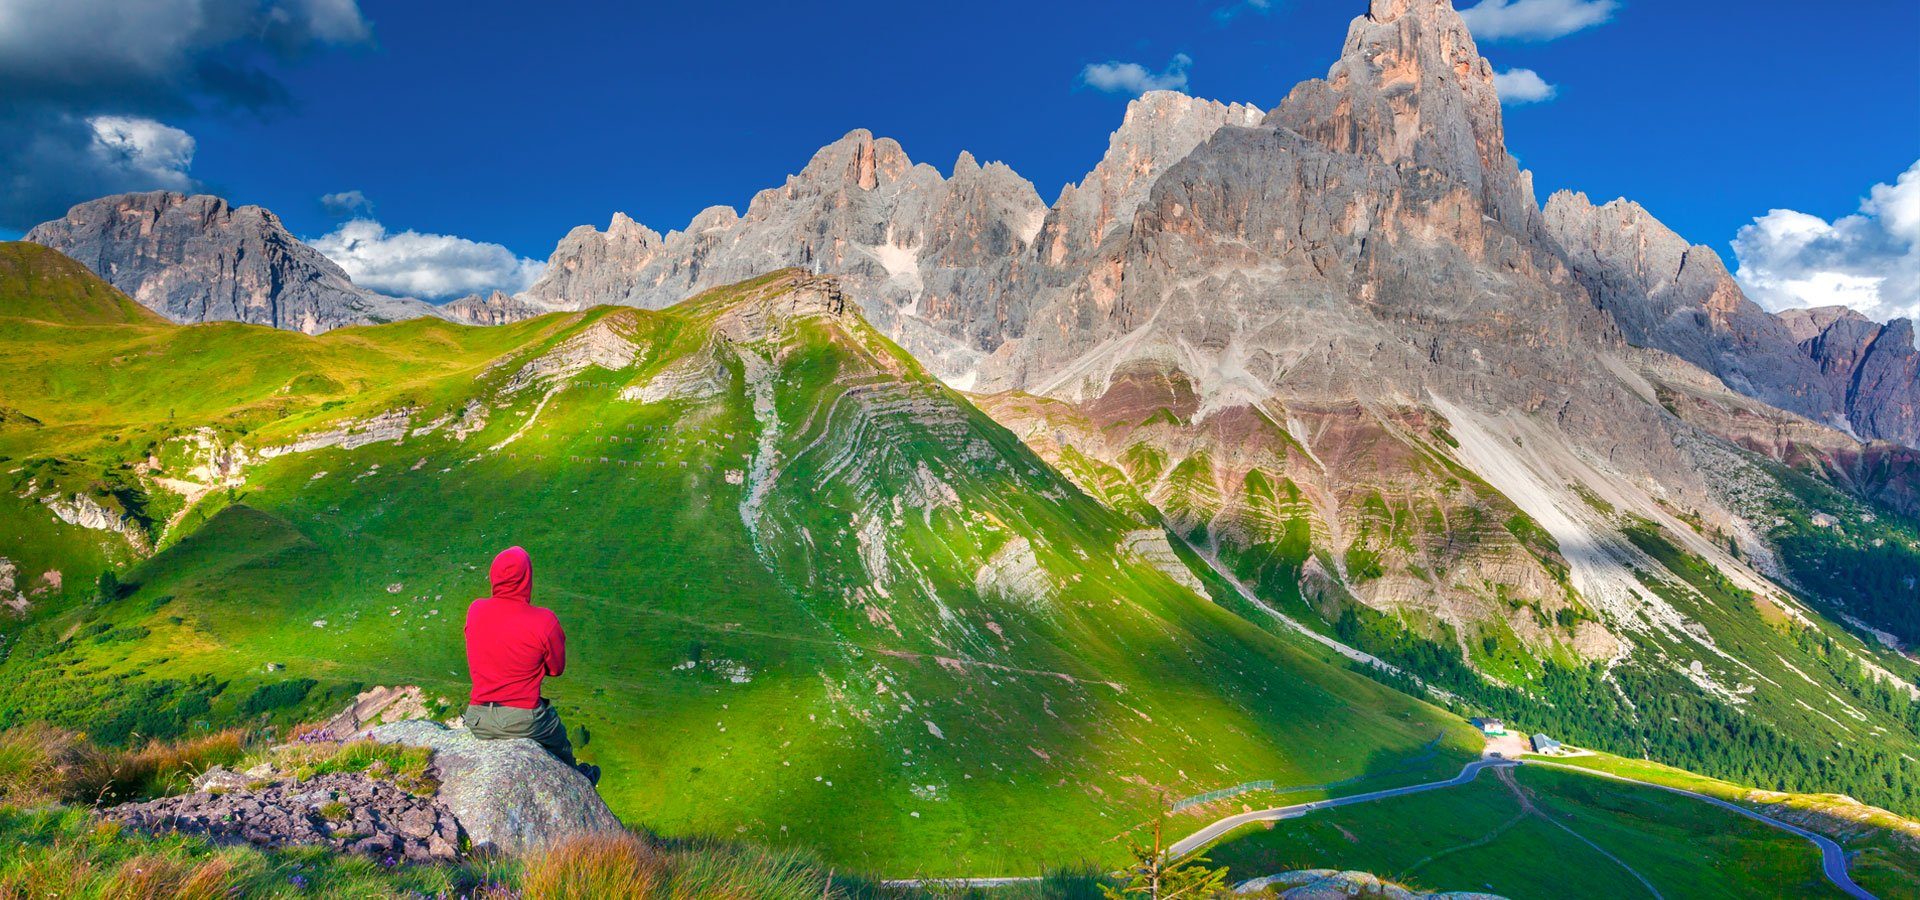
489, 546, 532, 603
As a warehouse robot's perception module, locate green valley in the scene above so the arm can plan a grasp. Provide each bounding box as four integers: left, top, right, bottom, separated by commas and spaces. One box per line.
0, 247, 1480, 875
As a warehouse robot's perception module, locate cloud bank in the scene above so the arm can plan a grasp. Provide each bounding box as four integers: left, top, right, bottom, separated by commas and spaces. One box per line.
1733, 160, 1920, 324
0, 0, 371, 229
1079, 54, 1193, 96
309, 218, 547, 301
1459, 0, 1619, 42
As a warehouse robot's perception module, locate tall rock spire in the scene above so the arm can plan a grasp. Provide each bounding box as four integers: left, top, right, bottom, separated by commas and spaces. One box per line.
1272, 0, 1536, 231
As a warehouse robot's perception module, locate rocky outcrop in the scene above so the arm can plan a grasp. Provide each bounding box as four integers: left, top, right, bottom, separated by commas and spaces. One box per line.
0, 558, 24, 614
25, 191, 437, 333
440, 289, 552, 326
107, 771, 462, 863
1236, 869, 1506, 898
369, 720, 622, 856
312, 685, 435, 740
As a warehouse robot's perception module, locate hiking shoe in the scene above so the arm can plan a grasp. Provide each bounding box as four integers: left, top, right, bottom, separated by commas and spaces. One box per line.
577, 763, 601, 786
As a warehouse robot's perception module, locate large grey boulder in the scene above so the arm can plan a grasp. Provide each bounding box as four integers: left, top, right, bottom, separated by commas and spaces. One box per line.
369, 719, 622, 856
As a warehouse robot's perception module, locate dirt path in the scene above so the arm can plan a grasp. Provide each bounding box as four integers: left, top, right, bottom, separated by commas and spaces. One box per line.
1496, 766, 1664, 900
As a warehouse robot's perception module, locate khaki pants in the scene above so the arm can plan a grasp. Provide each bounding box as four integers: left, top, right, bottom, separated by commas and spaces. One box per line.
463, 700, 577, 766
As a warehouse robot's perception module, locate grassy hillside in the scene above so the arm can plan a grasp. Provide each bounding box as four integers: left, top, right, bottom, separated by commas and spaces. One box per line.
0, 269, 1479, 875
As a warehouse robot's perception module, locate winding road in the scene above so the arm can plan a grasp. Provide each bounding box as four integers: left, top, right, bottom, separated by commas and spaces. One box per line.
885, 757, 1876, 898
1170, 757, 1873, 900
1164, 758, 1513, 859
1519, 760, 1872, 900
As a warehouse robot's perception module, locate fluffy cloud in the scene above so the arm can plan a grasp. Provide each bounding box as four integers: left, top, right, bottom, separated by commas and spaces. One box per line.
86, 116, 197, 188
0, 0, 371, 229
1733, 160, 1920, 323
1079, 54, 1193, 96
309, 219, 547, 301
1491, 68, 1558, 105
320, 189, 373, 217
1459, 0, 1618, 42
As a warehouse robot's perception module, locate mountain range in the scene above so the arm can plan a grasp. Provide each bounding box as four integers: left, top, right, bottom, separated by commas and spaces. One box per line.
5, 0, 1920, 884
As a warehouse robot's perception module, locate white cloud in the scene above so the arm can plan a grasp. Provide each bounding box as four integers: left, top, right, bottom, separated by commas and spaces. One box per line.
1213, 0, 1272, 24
1079, 54, 1193, 96
1491, 68, 1557, 105
0, 0, 370, 229
320, 189, 372, 217
1733, 160, 1920, 323
1460, 0, 1618, 42
309, 219, 547, 301
85, 115, 196, 188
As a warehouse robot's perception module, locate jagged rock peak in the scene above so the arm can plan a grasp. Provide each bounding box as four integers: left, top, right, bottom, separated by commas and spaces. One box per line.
1778, 305, 1873, 342
520, 210, 666, 309
605, 211, 661, 243
439, 289, 551, 326
1035, 90, 1265, 264
791, 128, 921, 194
1543, 189, 1727, 286
25, 190, 434, 333
1273, 0, 1534, 229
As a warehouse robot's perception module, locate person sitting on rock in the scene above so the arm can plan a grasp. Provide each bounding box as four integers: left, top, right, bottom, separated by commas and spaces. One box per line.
463, 546, 597, 783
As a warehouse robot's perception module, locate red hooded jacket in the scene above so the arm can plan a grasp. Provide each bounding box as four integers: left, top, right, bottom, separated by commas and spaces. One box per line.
465, 547, 566, 709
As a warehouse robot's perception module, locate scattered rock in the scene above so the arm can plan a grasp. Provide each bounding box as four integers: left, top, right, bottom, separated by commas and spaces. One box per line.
369, 719, 621, 856
108, 771, 461, 863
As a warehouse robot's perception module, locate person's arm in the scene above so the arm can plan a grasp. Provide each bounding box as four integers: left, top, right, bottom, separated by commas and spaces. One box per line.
544, 615, 567, 677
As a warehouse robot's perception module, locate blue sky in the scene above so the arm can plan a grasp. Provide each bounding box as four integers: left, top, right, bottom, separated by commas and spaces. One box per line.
3, 0, 1916, 314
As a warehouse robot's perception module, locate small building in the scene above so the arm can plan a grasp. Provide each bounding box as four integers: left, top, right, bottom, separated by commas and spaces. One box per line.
1469, 717, 1507, 736
1531, 733, 1563, 754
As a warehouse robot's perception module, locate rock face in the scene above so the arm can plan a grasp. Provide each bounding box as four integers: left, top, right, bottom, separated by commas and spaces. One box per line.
25, 191, 437, 333
369, 719, 622, 856
521, 212, 665, 310
1543, 191, 1850, 430
1032, 91, 1264, 268
106, 771, 462, 862
1544, 193, 1920, 448
1780, 307, 1920, 446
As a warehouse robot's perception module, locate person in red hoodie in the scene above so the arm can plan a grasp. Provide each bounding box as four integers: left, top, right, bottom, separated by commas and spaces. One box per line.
463, 546, 593, 780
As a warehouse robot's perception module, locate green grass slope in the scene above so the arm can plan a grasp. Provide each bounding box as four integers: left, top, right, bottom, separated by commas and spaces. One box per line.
0, 270, 1479, 875
1205, 764, 1839, 899
0, 242, 166, 326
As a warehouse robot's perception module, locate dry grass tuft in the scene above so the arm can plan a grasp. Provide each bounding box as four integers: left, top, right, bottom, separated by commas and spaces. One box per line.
0, 723, 85, 806
103, 853, 241, 900
523, 832, 665, 900
0, 725, 245, 806
70, 729, 246, 804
